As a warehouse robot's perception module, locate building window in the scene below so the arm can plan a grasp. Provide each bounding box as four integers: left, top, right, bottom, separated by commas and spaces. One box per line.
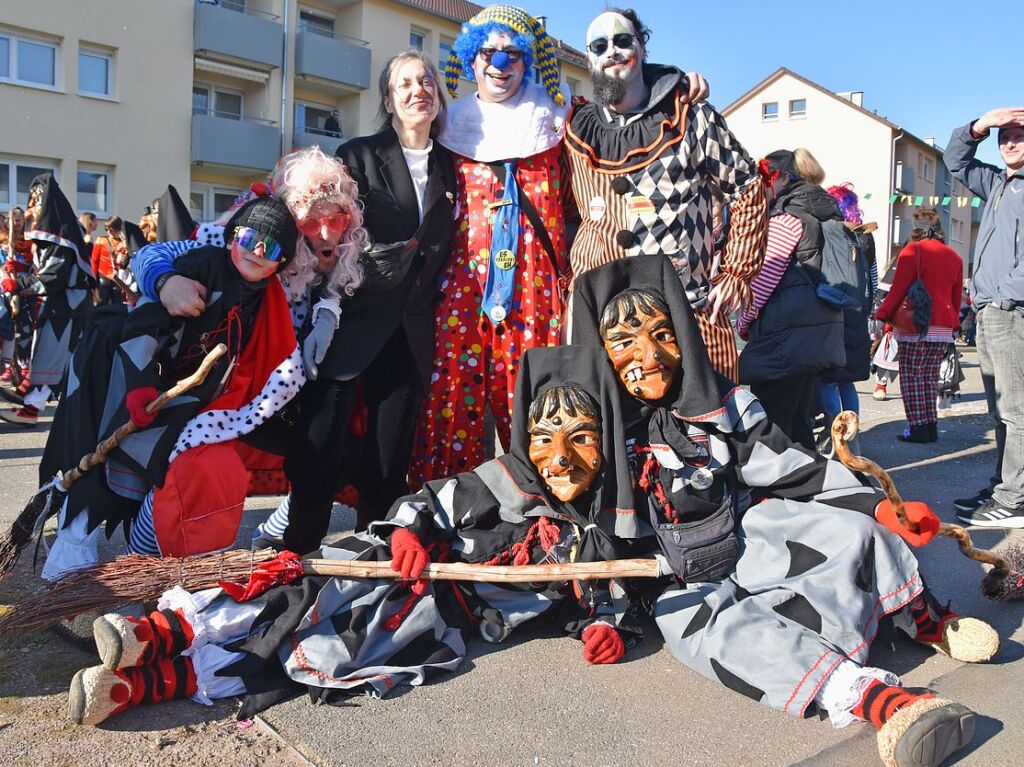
298, 9, 334, 38
220, 0, 247, 12
409, 28, 426, 51
789, 98, 806, 118
78, 48, 112, 96
566, 76, 580, 96
0, 31, 58, 88
439, 36, 453, 68
0, 157, 58, 208
77, 166, 111, 214
951, 219, 964, 243
918, 156, 933, 182
761, 101, 778, 121
189, 186, 243, 221
295, 101, 334, 136
192, 83, 243, 120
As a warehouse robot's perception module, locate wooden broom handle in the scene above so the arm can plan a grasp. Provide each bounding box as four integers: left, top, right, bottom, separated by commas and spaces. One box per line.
60, 344, 228, 489
300, 558, 662, 582
830, 411, 1009, 576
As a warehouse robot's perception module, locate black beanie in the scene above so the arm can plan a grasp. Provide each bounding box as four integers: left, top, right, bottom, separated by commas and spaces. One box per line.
226, 196, 299, 264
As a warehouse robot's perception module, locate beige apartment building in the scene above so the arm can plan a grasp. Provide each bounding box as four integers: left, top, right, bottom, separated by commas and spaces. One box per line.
1, 0, 591, 226
723, 68, 978, 274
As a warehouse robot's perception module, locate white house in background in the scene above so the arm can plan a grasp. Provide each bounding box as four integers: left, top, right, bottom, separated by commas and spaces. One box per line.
722, 68, 976, 273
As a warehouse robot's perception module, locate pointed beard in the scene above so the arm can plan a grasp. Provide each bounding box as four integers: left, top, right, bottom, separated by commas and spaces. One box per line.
590, 69, 629, 106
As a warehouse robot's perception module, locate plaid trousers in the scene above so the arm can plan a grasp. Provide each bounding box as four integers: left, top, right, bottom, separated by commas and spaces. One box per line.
897, 341, 946, 425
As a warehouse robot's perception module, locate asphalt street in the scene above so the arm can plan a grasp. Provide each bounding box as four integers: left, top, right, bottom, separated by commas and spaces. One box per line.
0, 346, 1021, 767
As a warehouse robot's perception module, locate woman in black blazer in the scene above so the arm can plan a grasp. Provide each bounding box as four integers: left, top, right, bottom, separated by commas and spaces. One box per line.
278, 50, 456, 550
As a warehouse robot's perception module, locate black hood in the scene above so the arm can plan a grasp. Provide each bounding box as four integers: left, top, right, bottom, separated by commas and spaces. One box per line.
505, 345, 640, 539
156, 184, 196, 242
569, 254, 732, 421
25, 174, 91, 277
123, 221, 149, 255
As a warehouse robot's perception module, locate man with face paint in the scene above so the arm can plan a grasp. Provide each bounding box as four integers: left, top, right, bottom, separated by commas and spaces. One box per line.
564, 8, 767, 383
570, 256, 997, 767
66, 346, 643, 725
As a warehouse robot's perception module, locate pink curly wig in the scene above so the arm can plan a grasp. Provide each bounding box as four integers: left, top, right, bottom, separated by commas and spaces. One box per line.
826, 183, 863, 226
270, 146, 367, 299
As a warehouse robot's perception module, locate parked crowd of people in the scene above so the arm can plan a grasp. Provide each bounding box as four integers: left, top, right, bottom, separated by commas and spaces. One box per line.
1, 6, 1022, 767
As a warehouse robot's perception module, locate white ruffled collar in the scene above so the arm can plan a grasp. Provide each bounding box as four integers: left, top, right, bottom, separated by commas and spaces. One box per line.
439, 80, 569, 162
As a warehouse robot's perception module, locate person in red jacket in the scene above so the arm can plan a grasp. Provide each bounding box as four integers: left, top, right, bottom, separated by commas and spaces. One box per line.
875, 209, 963, 443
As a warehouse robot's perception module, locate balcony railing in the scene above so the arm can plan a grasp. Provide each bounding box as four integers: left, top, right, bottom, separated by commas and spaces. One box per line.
194, 2, 283, 70
292, 127, 344, 156
294, 29, 371, 91
191, 113, 280, 172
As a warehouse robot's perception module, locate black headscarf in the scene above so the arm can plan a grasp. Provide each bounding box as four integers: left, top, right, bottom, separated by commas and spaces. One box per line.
156, 184, 196, 242
122, 221, 148, 255
569, 255, 731, 421
25, 174, 91, 277
505, 345, 641, 540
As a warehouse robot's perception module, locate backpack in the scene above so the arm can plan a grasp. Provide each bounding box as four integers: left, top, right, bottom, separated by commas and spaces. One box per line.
814, 219, 871, 310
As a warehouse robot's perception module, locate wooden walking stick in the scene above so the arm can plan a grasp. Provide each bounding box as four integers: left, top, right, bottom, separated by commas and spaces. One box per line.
831, 411, 1024, 601
0, 549, 663, 635
0, 344, 228, 580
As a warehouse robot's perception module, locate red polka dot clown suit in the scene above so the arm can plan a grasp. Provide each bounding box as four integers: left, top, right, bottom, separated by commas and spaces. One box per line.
409, 5, 573, 485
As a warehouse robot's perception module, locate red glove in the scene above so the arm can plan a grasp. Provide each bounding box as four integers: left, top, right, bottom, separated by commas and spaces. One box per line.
390, 528, 429, 580
875, 499, 940, 547
582, 622, 625, 665
125, 386, 160, 428
1, 277, 15, 294
218, 550, 305, 602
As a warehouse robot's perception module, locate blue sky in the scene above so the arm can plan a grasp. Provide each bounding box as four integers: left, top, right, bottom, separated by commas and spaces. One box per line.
536, 0, 1015, 165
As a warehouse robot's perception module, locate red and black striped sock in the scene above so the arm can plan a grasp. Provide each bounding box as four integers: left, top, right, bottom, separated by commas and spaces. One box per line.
115, 656, 198, 708
908, 596, 956, 644
852, 680, 933, 728
129, 608, 196, 664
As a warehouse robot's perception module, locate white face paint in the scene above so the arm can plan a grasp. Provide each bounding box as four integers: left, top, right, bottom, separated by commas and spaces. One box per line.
585, 11, 642, 82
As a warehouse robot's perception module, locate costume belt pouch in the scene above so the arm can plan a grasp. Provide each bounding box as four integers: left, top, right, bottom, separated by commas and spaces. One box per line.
648, 493, 739, 584
481, 160, 520, 325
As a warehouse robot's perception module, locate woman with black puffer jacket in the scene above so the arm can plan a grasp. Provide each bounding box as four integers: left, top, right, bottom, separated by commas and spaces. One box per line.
738, 148, 845, 450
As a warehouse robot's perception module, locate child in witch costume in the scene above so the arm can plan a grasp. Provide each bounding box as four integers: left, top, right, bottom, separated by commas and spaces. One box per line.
38, 196, 305, 581
67, 345, 645, 725
569, 255, 998, 767
0, 175, 94, 426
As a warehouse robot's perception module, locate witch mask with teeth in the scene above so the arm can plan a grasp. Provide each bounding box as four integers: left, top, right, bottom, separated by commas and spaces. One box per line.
527, 385, 603, 502
599, 288, 682, 402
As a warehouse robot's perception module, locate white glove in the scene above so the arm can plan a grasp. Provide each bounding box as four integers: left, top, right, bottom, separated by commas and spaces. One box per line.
302, 305, 339, 380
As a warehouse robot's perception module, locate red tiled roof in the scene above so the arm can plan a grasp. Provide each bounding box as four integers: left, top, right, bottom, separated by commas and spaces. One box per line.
394, 0, 588, 68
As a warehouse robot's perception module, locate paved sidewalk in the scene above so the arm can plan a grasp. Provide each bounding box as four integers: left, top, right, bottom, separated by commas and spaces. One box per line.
0, 346, 1021, 766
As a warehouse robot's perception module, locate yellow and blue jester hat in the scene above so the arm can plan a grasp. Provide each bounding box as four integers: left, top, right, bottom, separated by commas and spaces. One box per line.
444, 4, 564, 105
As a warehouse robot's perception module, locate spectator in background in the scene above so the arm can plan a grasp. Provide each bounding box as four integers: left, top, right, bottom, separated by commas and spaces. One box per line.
738, 148, 845, 450
944, 107, 1024, 526
90, 216, 127, 306
818, 183, 876, 450
324, 109, 342, 138
874, 209, 962, 444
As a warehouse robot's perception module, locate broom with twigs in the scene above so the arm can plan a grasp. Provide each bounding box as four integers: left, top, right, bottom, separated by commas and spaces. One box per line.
832, 410, 1024, 601
0, 344, 228, 580
0, 549, 663, 635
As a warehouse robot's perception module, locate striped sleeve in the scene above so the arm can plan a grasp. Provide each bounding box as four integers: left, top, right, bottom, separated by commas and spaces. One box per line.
736, 213, 802, 336
133, 239, 203, 300
714, 177, 768, 309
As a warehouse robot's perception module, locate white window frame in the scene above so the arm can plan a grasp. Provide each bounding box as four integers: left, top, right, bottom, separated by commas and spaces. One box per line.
0, 29, 60, 90
76, 164, 113, 217
919, 156, 933, 182
951, 219, 964, 244
788, 98, 806, 118
190, 183, 244, 221
295, 99, 335, 136
409, 27, 427, 51
761, 101, 779, 122
0, 155, 59, 210
192, 82, 245, 120
78, 46, 114, 98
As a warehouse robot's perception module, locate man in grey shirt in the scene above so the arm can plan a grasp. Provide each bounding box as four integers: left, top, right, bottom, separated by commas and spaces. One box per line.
944, 107, 1024, 527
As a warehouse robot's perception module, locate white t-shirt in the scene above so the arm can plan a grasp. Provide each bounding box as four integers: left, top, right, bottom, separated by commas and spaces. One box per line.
401, 140, 433, 221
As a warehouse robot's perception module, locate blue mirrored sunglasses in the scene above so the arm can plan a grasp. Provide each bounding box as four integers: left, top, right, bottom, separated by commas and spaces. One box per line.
233, 226, 285, 262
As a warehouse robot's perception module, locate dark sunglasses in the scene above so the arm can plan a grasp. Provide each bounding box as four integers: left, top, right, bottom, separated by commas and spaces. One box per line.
477, 47, 524, 64
587, 33, 636, 56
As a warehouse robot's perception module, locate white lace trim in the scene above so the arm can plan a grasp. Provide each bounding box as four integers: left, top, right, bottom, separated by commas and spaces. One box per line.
816, 660, 900, 729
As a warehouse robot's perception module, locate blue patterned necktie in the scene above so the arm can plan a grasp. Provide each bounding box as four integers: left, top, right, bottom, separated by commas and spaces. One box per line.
481, 161, 519, 325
